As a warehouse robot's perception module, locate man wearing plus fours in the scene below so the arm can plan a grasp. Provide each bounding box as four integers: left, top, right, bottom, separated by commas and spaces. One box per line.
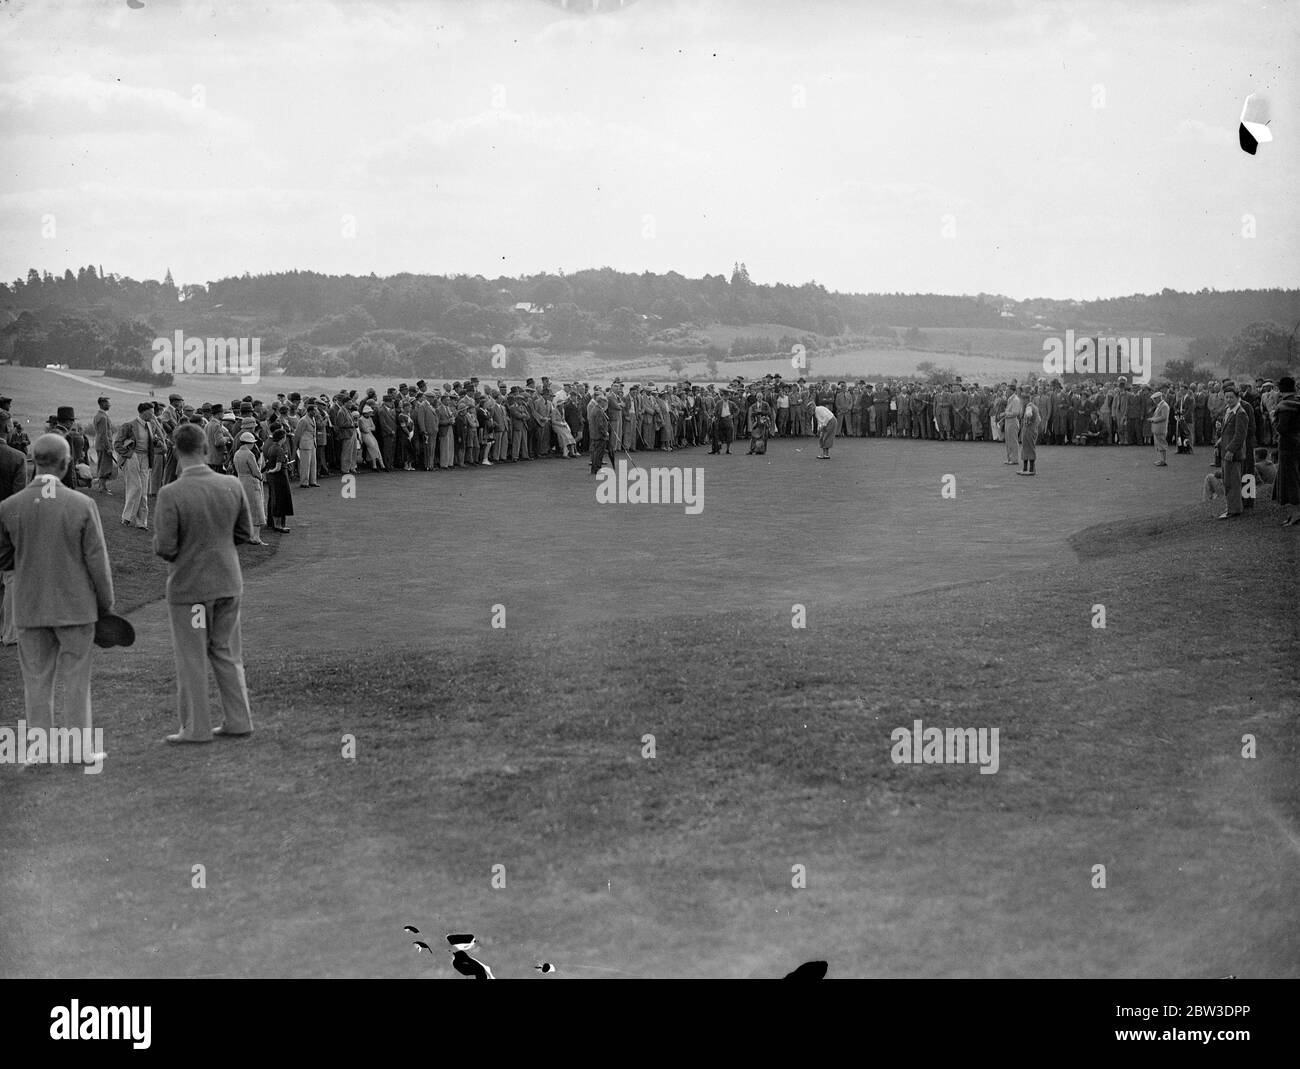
153, 423, 255, 743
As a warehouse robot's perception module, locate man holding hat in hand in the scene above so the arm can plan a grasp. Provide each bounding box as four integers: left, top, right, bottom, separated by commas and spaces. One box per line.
0, 434, 115, 769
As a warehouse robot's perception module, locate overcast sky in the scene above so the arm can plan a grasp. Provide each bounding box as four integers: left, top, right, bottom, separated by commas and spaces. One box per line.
1, 0, 1295, 299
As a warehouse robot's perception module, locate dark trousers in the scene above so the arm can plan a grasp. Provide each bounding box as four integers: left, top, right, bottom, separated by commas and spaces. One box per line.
589, 437, 614, 473
1223, 458, 1244, 515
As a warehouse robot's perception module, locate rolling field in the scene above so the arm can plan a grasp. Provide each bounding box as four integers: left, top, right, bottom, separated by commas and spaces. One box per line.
0, 425, 1296, 979
0, 318, 1202, 435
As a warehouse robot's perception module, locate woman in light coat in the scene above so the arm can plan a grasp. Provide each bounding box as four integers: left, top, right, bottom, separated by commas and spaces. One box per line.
232, 431, 268, 544
359, 406, 386, 471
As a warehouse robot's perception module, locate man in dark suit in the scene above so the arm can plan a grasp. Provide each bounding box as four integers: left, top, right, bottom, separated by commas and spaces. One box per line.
0, 438, 25, 502
1239, 384, 1259, 510
91, 396, 116, 494
587, 387, 613, 475
53, 406, 88, 490
1217, 384, 1249, 519
376, 396, 398, 471
153, 423, 254, 744
0, 434, 114, 764
204, 403, 232, 472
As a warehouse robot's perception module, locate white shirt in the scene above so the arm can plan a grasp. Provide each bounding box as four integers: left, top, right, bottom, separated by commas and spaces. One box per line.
814, 405, 835, 431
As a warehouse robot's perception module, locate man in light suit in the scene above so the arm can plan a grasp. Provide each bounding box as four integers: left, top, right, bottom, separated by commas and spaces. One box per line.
293, 404, 318, 487
0, 434, 114, 766
1148, 391, 1170, 466
153, 423, 255, 743
115, 401, 157, 530
414, 393, 438, 470
1001, 386, 1023, 465
1216, 384, 1249, 519
0, 437, 30, 645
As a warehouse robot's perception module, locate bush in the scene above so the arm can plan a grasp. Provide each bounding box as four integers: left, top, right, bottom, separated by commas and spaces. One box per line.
915, 360, 956, 384
102, 362, 173, 387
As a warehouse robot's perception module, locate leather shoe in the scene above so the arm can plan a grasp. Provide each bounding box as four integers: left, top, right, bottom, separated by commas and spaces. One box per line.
212, 726, 252, 738
165, 733, 211, 744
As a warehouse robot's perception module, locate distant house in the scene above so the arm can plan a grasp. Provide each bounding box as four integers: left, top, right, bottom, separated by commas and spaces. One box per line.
514, 302, 545, 315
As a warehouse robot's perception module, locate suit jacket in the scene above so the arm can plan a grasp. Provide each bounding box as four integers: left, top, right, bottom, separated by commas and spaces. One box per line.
153, 464, 252, 605
1241, 401, 1257, 476
204, 419, 231, 464
1218, 405, 1249, 460
1149, 399, 1170, 434
0, 441, 27, 503
333, 406, 354, 439
92, 408, 114, 451
0, 475, 114, 626
114, 416, 157, 466
414, 400, 437, 437
587, 399, 610, 441
530, 395, 549, 426
293, 414, 316, 449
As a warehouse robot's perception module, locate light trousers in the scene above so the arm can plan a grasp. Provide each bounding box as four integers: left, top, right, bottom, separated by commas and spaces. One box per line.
0, 570, 15, 645
167, 596, 254, 741
121, 453, 150, 526
339, 435, 358, 474
17, 622, 96, 734
297, 445, 317, 484
1004, 419, 1021, 463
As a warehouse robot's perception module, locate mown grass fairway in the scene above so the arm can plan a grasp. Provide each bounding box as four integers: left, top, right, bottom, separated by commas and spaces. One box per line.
1, 429, 1296, 978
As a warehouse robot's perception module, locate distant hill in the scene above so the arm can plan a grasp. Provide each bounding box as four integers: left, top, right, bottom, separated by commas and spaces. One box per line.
1, 264, 1296, 382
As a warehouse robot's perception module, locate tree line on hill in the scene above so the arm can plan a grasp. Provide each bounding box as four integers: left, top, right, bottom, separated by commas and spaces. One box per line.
1, 263, 1296, 382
